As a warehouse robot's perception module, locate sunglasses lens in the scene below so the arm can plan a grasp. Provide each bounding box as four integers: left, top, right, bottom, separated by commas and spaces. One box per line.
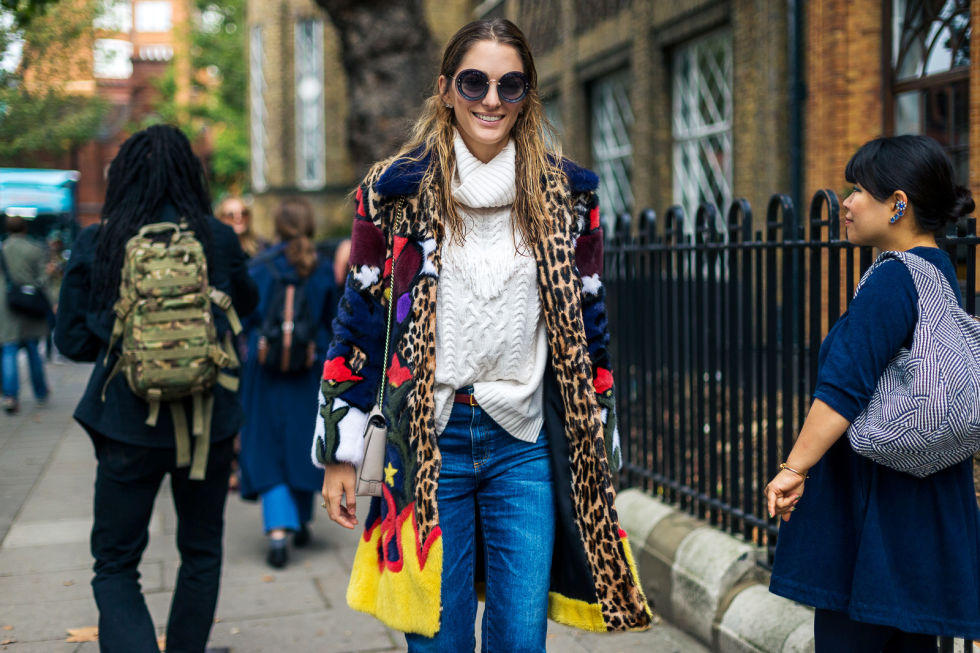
498, 73, 527, 102
458, 70, 488, 100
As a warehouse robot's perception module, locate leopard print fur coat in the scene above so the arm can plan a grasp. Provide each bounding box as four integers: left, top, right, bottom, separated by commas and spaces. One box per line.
312, 149, 652, 635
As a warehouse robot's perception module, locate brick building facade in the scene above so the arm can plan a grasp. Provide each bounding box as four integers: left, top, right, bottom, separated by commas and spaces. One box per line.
24, 0, 193, 228
476, 0, 976, 235
247, 0, 977, 238
244, 0, 474, 240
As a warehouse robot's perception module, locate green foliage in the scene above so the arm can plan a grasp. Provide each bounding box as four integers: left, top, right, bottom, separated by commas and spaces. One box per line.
0, 0, 108, 161
151, 0, 248, 198
0, 0, 56, 29
0, 87, 107, 161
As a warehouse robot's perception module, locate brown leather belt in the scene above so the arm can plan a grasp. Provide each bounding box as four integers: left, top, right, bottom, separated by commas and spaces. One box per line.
454, 392, 478, 407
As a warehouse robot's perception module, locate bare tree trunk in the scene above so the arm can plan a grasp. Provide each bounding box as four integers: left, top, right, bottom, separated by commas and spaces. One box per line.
314, 0, 437, 176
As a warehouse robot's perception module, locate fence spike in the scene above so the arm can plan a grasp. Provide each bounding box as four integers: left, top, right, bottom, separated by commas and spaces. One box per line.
664, 205, 686, 244
766, 194, 796, 240
808, 189, 840, 242
638, 208, 657, 242
726, 199, 753, 242
696, 203, 719, 241
614, 212, 632, 240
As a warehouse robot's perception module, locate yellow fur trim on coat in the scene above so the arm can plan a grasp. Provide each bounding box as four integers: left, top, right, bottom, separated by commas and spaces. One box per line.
346, 506, 444, 637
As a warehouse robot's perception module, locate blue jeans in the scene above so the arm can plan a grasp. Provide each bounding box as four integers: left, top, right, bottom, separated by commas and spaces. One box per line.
90, 434, 233, 653
1, 340, 48, 401
405, 403, 556, 653
261, 482, 313, 533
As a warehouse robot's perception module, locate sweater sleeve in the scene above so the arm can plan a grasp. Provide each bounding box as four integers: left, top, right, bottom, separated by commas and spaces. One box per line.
813, 259, 919, 421
311, 180, 388, 469
573, 189, 622, 471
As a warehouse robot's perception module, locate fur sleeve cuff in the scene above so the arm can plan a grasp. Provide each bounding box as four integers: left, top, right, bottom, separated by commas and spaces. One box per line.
311, 392, 371, 469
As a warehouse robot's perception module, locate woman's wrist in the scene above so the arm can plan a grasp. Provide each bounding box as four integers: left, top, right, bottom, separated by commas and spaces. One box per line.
779, 462, 809, 479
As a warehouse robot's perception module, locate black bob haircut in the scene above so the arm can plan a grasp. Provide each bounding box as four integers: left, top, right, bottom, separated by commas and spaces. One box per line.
844, 134, 974, 235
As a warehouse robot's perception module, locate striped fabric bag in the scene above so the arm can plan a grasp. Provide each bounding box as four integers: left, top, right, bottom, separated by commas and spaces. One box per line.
848, 250, 980, 478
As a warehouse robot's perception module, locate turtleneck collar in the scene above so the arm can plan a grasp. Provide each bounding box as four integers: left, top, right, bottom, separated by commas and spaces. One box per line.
451, 130, 516, 209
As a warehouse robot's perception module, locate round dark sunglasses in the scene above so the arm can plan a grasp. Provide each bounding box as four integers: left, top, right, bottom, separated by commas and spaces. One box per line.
453, 69, 530, 103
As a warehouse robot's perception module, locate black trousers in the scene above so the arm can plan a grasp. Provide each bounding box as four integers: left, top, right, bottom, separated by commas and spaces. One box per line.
815, 609, 938, 653
90, 434, 233, 653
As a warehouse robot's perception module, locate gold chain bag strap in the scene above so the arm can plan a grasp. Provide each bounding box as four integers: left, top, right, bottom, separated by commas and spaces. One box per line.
355, 199, 404, 497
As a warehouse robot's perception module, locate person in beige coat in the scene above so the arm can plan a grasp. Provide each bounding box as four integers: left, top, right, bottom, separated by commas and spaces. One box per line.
1, 216, 50, 414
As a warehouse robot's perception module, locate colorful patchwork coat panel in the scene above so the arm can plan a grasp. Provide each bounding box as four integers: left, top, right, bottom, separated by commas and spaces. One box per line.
311, 150, 652, 636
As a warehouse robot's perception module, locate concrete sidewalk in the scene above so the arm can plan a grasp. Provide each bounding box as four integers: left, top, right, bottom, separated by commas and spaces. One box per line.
0, 360, 706, 653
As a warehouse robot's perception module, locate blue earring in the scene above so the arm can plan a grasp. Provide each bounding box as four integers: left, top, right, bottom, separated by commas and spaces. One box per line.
890, 199, 906, 224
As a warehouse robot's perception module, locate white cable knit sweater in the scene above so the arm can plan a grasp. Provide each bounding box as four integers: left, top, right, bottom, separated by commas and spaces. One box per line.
432, 133, 548, 441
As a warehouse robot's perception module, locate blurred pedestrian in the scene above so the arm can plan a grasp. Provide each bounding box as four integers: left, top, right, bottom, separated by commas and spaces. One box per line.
238, 197, 338, 568
765, 135, 980, 649
217, 196, 268, 493
314, 18, 650, 651
1, 215, 50, 414
54, 124, 257, 653
217, 196, 268, 258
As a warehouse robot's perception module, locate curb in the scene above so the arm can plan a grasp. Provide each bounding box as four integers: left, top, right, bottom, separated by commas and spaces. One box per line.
618, 489, 815, 652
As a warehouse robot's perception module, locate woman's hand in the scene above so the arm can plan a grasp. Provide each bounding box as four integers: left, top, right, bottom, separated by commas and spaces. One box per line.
321, 464, 358, 529
765, 468, 806, 522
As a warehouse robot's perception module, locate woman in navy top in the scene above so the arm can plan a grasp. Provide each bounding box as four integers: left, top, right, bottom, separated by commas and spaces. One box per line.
765, 135, 980, 650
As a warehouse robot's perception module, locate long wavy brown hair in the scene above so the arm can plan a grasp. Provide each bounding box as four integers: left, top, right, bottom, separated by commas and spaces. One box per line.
274, 198, 317, 278
393, 18, 563, 249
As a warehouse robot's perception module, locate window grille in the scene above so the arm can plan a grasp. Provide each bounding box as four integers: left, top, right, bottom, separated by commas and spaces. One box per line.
590, 69, 634, 220
890, 0, 970, 184
294, 19, 325, 190
672, 30, 733, 231
250, 26, 267, 193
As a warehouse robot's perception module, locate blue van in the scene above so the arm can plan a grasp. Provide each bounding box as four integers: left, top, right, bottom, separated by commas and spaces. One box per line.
0, 168, 80, 245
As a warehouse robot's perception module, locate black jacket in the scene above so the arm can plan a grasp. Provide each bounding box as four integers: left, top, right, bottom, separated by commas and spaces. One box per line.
55, 212, 258, 447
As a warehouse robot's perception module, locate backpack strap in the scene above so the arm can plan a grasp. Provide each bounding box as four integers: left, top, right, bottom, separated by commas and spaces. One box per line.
170, 401, 191, 467
145, 390, 162, 426
169, 394, 213, 480
189, 394, 213, 480
209, 288, 242, 335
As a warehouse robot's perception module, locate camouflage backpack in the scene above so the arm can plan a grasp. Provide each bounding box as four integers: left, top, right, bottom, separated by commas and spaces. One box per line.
103, 221, 242, 479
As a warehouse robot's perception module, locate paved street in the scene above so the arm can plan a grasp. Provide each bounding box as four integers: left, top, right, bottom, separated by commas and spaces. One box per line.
0, 359, 706, 652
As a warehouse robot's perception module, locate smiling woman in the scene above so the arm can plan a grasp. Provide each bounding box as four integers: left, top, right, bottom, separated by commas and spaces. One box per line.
312, 17, 652, 653
438, 40, 527, 163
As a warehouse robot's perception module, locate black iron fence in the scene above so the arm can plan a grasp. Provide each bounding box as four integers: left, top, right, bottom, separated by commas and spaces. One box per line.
605, 188, 979, 554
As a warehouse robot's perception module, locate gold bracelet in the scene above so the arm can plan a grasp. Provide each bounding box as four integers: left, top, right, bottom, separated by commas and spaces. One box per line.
779, 462, 809, 479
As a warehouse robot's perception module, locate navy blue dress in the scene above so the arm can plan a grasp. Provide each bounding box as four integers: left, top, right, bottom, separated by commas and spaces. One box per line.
237, 245, 338, 499
770, 247, 980, 639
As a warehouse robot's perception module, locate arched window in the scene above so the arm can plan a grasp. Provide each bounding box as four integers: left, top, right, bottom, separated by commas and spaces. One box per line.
888, 0, 971, 183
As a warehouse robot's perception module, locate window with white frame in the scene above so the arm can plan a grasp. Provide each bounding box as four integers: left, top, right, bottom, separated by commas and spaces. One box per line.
94, 0, 132, 32
590, 69, 634, 219
672, 30, 733, 230
134, 1, 171, 32
250, 26, 268, 192
94, 38, 133, 79
294, 19, 325, 190
890, 0, 970, 184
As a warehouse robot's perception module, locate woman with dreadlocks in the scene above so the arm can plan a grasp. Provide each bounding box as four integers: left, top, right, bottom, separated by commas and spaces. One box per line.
55, 124, 258, 653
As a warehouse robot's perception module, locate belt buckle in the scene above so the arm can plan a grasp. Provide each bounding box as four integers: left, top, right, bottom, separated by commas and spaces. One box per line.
469, 394, 477, 407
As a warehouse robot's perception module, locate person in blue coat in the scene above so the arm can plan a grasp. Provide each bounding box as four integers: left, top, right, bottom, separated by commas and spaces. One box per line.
765, 135, 980, 650
238, 197, 340, 568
